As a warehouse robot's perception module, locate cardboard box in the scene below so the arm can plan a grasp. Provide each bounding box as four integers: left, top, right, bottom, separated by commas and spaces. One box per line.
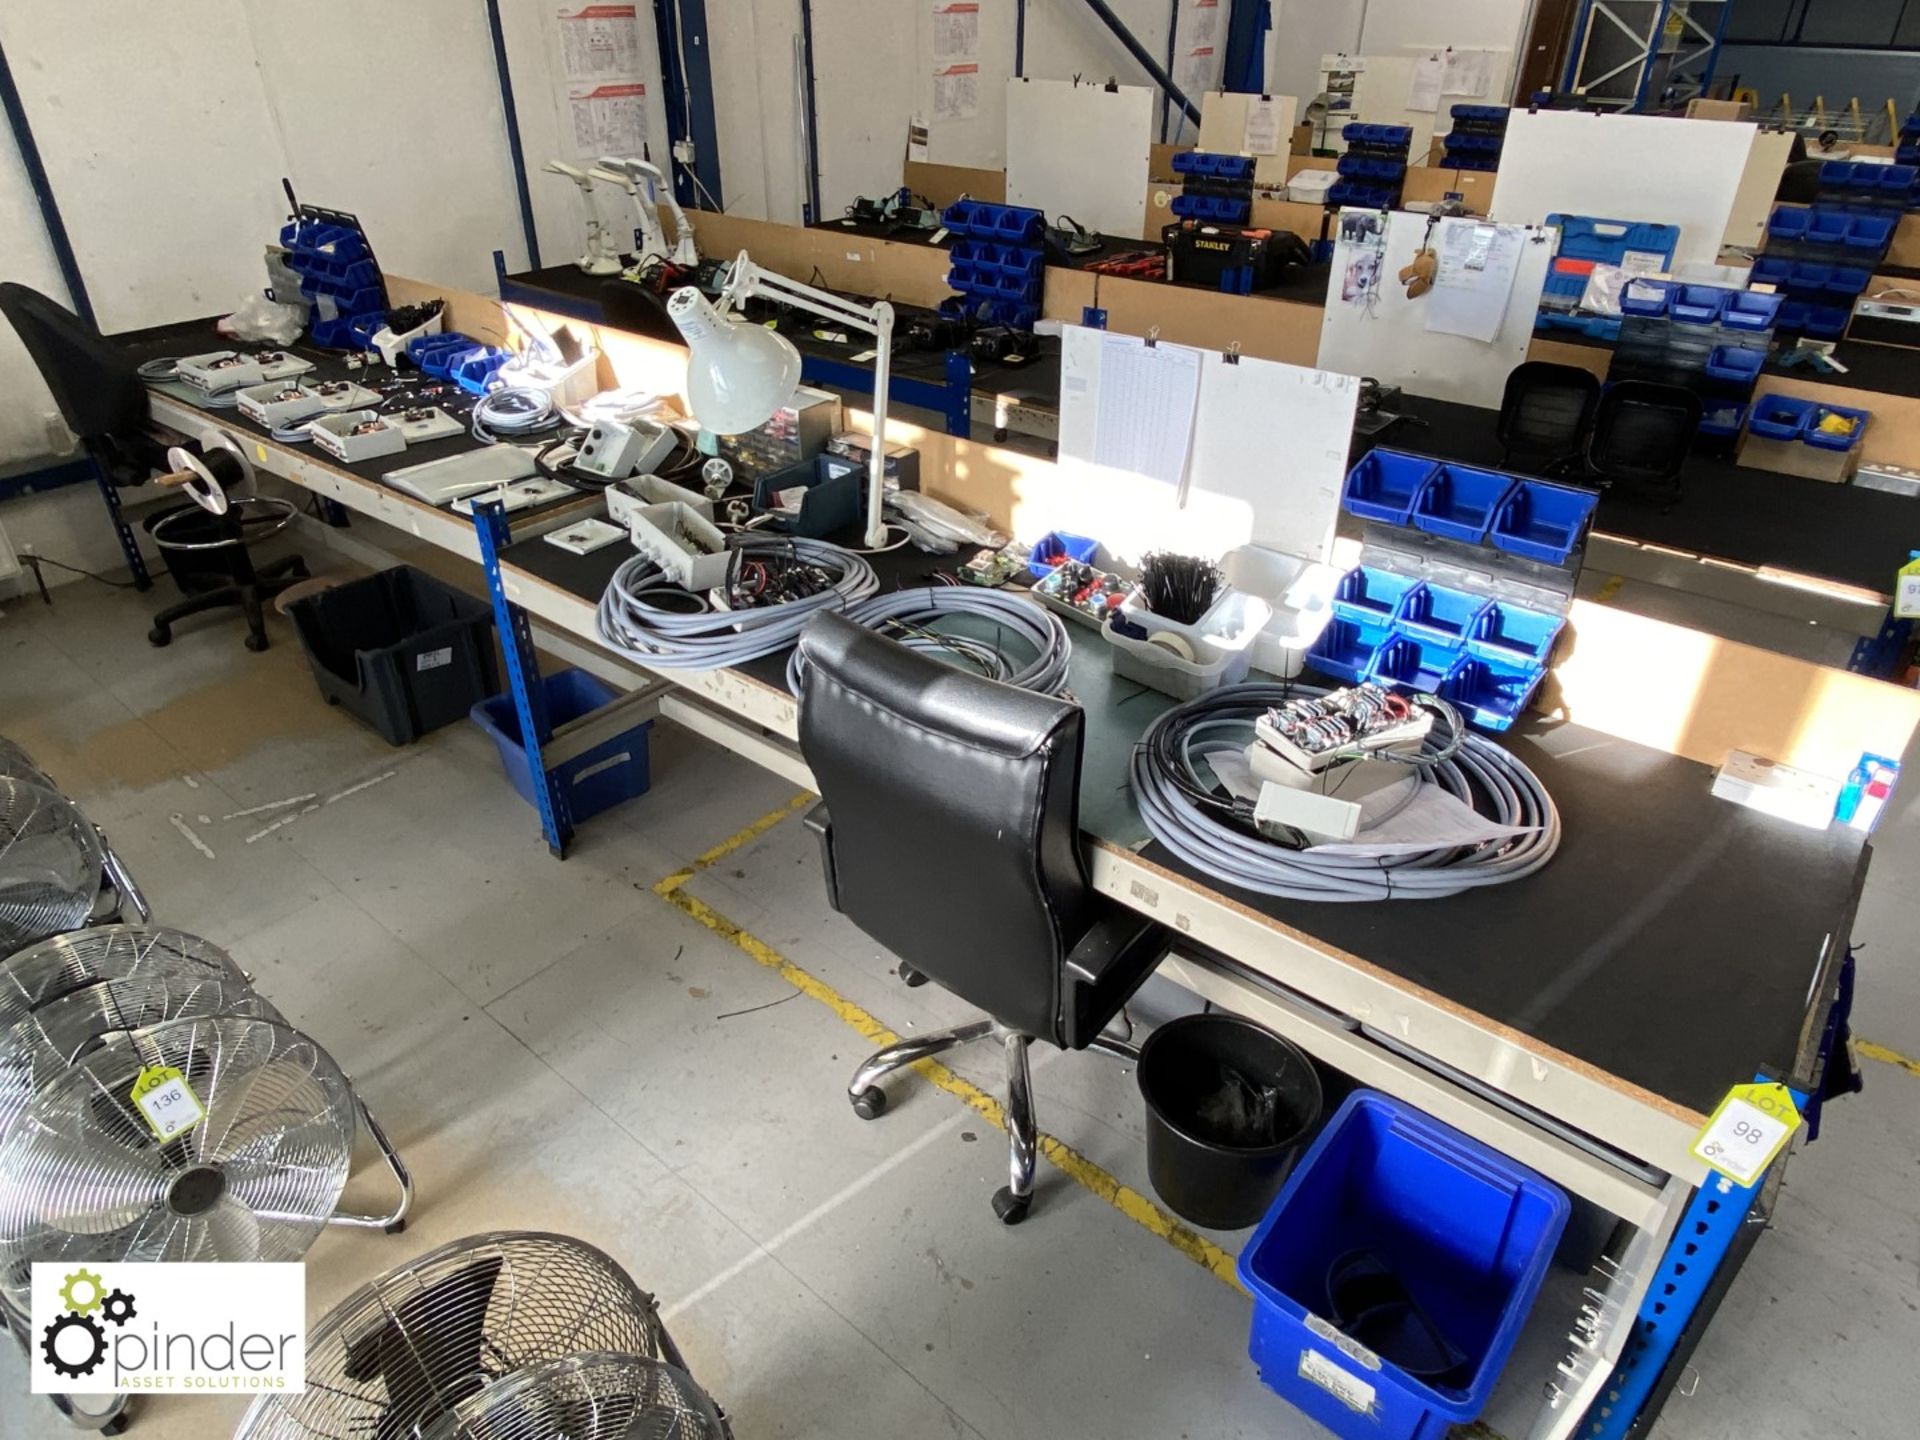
1687, 98, 1752, 121
1736, 432, 1861, 484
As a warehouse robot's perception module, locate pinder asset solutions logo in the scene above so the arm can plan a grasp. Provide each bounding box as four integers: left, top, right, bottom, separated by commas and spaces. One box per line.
31, 1263, 305, 1395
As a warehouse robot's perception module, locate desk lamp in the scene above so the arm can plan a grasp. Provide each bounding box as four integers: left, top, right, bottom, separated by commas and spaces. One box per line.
667, 251, 895, 548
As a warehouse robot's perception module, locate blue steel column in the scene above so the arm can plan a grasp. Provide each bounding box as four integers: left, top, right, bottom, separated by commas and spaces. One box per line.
473, 500, 573, 858
798, 0, 824, 224
90, 458, 152, 591
485, 0, 543, 269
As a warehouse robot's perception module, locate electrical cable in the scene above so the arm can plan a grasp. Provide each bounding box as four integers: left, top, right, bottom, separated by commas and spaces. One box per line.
135, 358, 181, 382
1130, 682, 1560, 902
786, 585, 1073, 696
12, 555, 137, 589
597, 534, 877, 669
269, 421, 316, 444
469, 386, 563, 444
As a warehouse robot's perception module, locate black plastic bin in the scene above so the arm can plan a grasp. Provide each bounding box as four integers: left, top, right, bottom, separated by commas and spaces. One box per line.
288, 566, 498, 746
1138, 1013, 1324, 1230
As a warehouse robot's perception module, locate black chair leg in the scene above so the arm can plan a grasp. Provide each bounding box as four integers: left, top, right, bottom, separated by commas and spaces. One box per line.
993, 1032, 1037, 1225
149, 584, 245, 647
240, 585, 269, 653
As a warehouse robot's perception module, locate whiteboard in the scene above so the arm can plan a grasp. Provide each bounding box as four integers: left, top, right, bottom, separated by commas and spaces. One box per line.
1197, 92, 1299, 187
1490, 110, 1758, 269
1052, 326, 1356, 563
1005, 79, 1153, 236
1317, 210, 1554, 410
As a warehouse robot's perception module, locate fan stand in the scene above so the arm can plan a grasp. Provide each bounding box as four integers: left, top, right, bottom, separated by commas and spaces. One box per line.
328, 1096, 415, 1234
2, 1297, 130, 1434
96, 837, 150, 927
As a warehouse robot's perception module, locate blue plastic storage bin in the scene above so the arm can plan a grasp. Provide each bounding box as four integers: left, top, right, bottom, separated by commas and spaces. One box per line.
1617, 277, 1674, 317
1718, 290, 1781, 333
1488, 480, 1598, 566
1411, 465, 1512, 544
1445, 655, 1546, 731
1765, 207, 1809, 246
1847, 213, 1897, 256
1239, 1091, 1570, 1440
1803, 404, 1871, 451
471, 669, 653, 823
1395, 584, 1490, 646
1343, 450, 1437, 526
1332, 567, 1420, 625
1804, 305, 1851, 339
1699, 400, 1749, 436
1369, 634, 1464, 693
1749, 394, 1817, 440
1670, 285, 1728, 326
1703, 346, 1765, 385
1309, 618, 1392, 686
1027, 530, 1099, 579
1748, 256, 1793, 288
1468, 604, 1564, 667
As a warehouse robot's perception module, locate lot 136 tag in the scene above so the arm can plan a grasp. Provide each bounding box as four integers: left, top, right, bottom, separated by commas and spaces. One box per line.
131, 1064, 207, 1142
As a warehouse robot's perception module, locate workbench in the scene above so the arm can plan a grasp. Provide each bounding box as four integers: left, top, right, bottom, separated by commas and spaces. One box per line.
126, 285, 1903, 1440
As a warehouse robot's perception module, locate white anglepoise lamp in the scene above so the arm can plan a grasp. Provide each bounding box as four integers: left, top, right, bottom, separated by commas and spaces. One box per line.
667, 250, 895, 547
543, 160, 622, 274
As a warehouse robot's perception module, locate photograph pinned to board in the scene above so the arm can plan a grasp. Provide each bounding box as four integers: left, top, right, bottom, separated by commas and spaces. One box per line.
1424, 220, 1527, 343
1338, 210, 1387, 309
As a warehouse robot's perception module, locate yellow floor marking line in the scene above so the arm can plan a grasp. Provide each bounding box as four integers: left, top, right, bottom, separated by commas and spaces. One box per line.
1857, 1038, 1920, 1080
1593, 574, 1626, 602
657, 791, 815, 895
652, 798, 1243, 1291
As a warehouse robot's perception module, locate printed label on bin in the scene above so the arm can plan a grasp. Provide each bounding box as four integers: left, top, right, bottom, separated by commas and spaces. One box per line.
1305, 1313, 1382, 1369
1299, 1348, 1377, 1414
416, 646, 453, 672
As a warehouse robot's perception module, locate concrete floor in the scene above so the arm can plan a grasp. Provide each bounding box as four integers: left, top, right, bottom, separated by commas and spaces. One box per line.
0, 577, 1916, 1440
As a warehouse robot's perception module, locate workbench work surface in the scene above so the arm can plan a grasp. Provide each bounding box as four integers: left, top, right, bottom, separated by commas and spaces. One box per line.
501, 530, 1868, 1128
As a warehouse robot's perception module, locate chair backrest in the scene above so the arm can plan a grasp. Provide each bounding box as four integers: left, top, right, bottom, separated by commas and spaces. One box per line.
1588, 380, 1702, 489
0, 283, 147, 441
1498, 361, 1601, 467
795, 611, 1091, 1043
597, 279, 684, 347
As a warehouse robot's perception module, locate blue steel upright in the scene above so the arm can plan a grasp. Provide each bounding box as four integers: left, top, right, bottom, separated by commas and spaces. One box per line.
472, 498, 573, 858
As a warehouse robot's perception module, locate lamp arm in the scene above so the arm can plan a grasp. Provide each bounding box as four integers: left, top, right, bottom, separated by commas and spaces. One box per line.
721, 253, 884, 334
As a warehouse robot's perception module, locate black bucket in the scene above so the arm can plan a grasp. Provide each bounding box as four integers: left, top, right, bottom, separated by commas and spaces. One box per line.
1138, 1013, 1324, 1231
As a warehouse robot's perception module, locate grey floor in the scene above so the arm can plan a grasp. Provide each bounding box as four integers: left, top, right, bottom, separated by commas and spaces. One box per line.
0, 576, 1916, 1440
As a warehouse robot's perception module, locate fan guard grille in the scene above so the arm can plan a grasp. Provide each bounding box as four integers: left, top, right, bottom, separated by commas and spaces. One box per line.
236, 1232, 667, 1440
424, 1351, 727, 1440
0, 779, 107, 956
0, 737, 58, 793
0, 925, 246, 1030
0, 976, 278, 1145
0, 1015, 355, 1313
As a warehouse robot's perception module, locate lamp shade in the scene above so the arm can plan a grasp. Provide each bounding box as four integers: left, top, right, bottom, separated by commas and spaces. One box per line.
667, 287, 802, 435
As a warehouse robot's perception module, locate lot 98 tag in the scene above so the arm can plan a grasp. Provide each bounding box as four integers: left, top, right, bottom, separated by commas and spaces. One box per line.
131, 1064, 206, 1142
1690, 1082, 1801, 1186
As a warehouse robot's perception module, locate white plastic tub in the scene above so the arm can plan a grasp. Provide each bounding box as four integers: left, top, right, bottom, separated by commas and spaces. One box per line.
1104, 589, 1273, 699
1222, 545, 1341, 678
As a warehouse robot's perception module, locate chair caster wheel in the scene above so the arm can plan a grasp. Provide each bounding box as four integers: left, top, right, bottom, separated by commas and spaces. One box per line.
897, 962, 929, 989
991, 1187, 1031, 1225
244, 633, 269, 653
147, 626, 171, 647
850, 1087, 887, 1121
102, 1419, 130, 1437
384, 1219, 408, 1235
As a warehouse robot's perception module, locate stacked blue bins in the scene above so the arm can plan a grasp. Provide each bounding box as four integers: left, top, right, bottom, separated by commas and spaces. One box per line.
1537, 216, 1679, 341
279, 215, 387, 348
1315, 450, 1593, 730
1442, 105, 1507, 172
1607, 277, 1776, 432
1239, 1092, 1570, 1440
1329, 124, 1414, 210
941, 201, 1046, 330
1759, 194, 1886, 340
472, 669, 654, 823
1171, 151, 1255, 224
1899, 111, 1920, 181
407, 332, 509, 394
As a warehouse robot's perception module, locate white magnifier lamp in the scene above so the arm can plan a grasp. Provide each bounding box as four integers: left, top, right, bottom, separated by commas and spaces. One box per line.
667, 250, 895, 548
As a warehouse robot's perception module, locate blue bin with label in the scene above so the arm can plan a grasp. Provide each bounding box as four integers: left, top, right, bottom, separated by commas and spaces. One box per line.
471, 669, 653, 823
1239, 1091, 1570, 1440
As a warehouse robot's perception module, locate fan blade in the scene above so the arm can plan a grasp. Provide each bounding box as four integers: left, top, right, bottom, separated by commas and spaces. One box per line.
191, 1197, 264, 1263
197, 1058, 339, 1162
6, 1124, 168, 1234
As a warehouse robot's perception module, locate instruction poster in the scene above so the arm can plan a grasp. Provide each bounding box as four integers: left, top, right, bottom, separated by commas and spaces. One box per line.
567, 81, 648, 158
555, 4, 644, 81
1425, 220, 1525, 342
933, 63, 979, 122
931, 2, 979, 62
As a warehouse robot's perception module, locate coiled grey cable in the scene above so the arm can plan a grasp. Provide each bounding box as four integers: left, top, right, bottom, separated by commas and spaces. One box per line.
786, 586, 1072, 696
597, 535, 878, 669
471, 386, 563, 445
1131, 682, 1559, 901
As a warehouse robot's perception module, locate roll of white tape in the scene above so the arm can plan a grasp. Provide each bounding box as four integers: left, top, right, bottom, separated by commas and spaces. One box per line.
1147, 630, 1196, 663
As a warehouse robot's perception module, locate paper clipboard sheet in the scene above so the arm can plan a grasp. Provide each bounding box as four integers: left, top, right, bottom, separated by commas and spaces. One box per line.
1056, 326, 1355, 562
1425, 220, 1526, 344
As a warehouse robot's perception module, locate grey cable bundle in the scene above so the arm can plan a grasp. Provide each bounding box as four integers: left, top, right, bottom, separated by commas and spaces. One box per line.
596, 535, 878, 669
786, 585, 1073, 696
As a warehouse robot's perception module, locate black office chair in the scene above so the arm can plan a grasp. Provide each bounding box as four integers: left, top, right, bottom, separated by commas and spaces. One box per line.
1585, 380, 1702, 510
795, 612, 1168, 1224
1497, 361, 1601, 474
597, 278, 683, 346
0, 283, 308, 650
